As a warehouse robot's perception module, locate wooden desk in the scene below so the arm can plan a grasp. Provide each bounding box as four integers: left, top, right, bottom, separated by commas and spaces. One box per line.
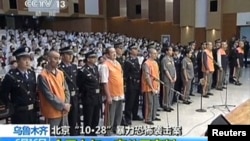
225, 99, 250, 124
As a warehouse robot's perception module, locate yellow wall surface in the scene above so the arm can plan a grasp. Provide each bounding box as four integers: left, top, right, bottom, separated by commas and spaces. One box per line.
181, 26, 195, 45
180, 0, 195, 26
206, 0, 222, 30
222, 0, 250, 13
206, 30, 221, 44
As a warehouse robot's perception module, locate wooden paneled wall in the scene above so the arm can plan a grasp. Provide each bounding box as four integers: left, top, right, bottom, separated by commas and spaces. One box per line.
195, 28, 206, 46
222, 0, 250, 13
173, 0, 180, 24
0, 0, 243, 44
127, 0, 141, 19
107, 17, 180, 43
148, 0, 166, 21
0, 0, 3, 9
206, 0, 222, 30
222, 13, 238, 41
180, 0, 195, 27
106, 0, 120, 17
41, 17, 105, 32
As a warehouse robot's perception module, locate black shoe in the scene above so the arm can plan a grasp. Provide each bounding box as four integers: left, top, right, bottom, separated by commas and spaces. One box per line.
145, 121, 154, 125
207, 92, 213, 95
133, 115, 143, 121
164, 108, 171, 112
235, 82, 241, 86
170, 107, 174, 111
157, 108, 163, 111
216, 88, 223, 91
127, 121, 132, 125
156, 113, 160, 116
179, 97, 184, 101
154, 117, 161, 121
121, 120, 128, 126
183, 101, 191, 104
203, 95, 209, 98
190, 93, 195, 96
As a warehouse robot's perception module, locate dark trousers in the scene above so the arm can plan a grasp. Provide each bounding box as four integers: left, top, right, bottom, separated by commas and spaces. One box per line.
11, 108, 37, 124
212, 68, 218, 88
173, 77, 182, 102
83, 104, 101, 136
229, 62, 234, 82
68, 96, 79, 136
124, 82, 140, 123
159, 84, 163, 108
244, 52, 248, 67
197, 70, 203, 94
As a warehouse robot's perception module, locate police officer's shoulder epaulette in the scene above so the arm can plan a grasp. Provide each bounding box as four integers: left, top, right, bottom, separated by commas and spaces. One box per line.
80, 67, 86, 72
28, 68, 34, 72
27, 69, 35, 75
9, 69, 15, 75
6, 69, 18, 79
126, 57, 131, 62
72, 64, 78, 69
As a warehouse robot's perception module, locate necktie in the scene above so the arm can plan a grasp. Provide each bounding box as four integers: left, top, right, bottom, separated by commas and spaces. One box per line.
23, 72, 28, 80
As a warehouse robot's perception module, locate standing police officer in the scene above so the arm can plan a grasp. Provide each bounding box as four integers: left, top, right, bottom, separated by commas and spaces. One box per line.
77, 50, 102, 136
0, 47, 37, 124
114, 42, 125, 69
173, 47, 183, 102
58, 46, 79, 136
124, 44, 143, 126
197, 42, 206, 94
160, 47, 176, 112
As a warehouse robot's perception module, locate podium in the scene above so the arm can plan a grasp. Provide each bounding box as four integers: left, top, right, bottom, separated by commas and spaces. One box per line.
225, 99, 250, 124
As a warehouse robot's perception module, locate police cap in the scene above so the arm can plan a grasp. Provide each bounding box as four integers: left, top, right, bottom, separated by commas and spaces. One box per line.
215, 39, 221, 43
173, 47, 179, 52
128, 44, 138, 50
59, 46, 74, 54
85, 50, 98, 58
114, 42, 123, 48
13, 47, 31, 57
147, 43, 155, 50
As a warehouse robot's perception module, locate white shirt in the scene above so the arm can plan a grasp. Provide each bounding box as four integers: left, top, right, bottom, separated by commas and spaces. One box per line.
99, 60, 124, 101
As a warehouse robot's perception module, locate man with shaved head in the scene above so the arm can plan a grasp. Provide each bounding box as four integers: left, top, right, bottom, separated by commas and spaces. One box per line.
37, 50, 71, 136
141, 47, 160, 125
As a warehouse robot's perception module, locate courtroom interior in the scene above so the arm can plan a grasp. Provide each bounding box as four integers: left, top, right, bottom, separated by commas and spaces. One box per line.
0, 0, 249, 137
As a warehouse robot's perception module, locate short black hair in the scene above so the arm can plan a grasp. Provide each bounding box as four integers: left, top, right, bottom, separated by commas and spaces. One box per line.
184, 47, 192, 56
105, 47, 114, 55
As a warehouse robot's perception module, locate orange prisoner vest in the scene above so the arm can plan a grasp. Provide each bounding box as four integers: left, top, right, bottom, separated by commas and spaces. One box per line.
202, 49, 214, 72
38, 69, 66, 119
104, 60, 124, 97
236, 47, 244, 54
141, 59, 160, 93
218, 48, 226, 56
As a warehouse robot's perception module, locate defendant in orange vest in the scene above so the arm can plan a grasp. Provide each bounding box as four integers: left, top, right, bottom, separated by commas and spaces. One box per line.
202, 42, 215, 97
38, 51, 71, 135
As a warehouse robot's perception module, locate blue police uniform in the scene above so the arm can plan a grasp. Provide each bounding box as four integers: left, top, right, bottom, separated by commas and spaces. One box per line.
77, 51, 102, 136
123, 45, 143, 125
0, 47, 38, 124
58, 46, 79, 136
